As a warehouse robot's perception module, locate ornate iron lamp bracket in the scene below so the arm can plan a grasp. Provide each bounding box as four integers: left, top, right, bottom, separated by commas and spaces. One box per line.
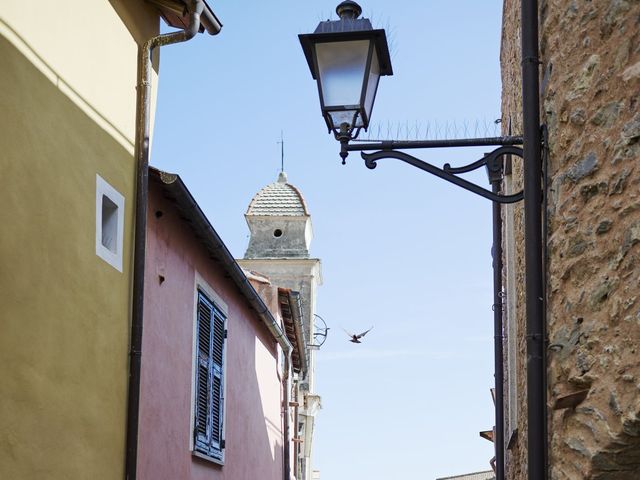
355, 143, 524, 204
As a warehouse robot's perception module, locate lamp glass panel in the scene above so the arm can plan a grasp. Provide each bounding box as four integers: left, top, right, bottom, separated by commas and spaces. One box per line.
363, 47, 380, 122
328, 110, 359, 129
316, 40, 370, 109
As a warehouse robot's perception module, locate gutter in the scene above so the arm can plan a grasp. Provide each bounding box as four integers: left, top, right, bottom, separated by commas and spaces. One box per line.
146, 0, 222, 34
149, 169, 294, 480
126, 2, 219, 479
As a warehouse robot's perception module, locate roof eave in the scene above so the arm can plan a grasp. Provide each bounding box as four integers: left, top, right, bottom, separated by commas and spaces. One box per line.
146, 0, 222, 35
148, 168, 280, 333
278, 288, 308, 375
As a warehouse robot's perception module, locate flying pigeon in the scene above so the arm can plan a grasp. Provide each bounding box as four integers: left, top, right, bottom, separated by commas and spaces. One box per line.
343, 326, 374, 343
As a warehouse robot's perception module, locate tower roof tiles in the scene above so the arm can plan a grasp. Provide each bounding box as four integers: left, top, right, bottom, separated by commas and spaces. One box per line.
246, 172, 309, 216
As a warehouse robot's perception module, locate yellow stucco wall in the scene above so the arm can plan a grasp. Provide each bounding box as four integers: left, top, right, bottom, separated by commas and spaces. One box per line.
0, 0, 158, 151
0, 1, 158, 478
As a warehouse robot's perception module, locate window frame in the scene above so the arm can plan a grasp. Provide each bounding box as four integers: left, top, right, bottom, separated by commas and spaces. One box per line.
191, 275, 228, 464
95, 174, 125, 272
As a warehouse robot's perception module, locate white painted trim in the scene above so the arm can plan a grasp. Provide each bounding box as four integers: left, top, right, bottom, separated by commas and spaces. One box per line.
95, 174, 125, 272
189, 278, 198, 453
192, 450, 224, 466
189, 272, 228, 463
195, 272, 229, 316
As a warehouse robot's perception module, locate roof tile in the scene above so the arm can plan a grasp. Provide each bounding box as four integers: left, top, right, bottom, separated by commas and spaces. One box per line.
246, 172, 309, 216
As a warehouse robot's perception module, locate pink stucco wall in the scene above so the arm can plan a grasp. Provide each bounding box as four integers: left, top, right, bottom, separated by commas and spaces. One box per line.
137, 184, 284, 480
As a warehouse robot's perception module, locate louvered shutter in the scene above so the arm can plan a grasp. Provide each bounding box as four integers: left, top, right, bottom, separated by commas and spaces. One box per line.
194, 292, 213, 454
194, 290, 226, 460
210, 309, 225, 452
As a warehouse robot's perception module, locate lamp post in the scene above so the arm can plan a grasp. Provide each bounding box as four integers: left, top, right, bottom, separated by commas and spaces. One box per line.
299, 2, 545, 480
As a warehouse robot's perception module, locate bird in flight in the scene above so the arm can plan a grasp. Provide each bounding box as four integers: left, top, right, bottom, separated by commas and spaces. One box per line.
343, 326, 374, 343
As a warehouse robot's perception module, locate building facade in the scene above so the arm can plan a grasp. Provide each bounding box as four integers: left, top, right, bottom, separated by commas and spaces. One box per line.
0, 2, 158, 478
0, 2, 220, 478
137, 169, 296, 480
239, 171, 323, 480
500, 1, 640, 478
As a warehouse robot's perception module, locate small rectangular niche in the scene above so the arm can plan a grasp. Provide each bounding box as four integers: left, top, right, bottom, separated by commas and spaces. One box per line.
96, 174, 125, 272
101, 195, 118, 253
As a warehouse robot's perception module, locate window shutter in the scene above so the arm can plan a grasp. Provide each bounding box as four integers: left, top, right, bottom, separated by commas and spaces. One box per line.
194, 293, 213, 453
210, 311, 225, 450
194, 290, 226, 460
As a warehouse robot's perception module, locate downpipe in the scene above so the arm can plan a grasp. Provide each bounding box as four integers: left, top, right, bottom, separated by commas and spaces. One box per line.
490, 175, 505, 480
521, 0, 546, 479
126, 2, 205, 479
282, 346, 292, 480
292, 380, 300, 478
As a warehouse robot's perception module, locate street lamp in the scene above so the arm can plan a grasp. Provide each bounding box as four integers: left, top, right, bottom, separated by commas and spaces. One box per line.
299, 0, 393, 161
299, 2, 546, 480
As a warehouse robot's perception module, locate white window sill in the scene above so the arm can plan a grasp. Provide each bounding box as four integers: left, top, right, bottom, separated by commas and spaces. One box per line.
192, 450, 224, 466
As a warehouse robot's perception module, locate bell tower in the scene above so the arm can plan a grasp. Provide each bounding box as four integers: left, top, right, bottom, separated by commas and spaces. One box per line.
244, 171, 313, 259
240, 171, 322, 356
238, 171, 322, 480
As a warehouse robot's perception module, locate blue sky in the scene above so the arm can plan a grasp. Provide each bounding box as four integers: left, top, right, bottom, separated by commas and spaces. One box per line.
152, 1, 504, 478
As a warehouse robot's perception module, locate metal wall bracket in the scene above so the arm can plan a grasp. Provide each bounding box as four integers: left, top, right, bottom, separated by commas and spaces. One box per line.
360, 144, 524, 204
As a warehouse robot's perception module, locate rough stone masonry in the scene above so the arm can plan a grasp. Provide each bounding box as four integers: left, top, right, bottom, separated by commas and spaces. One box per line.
500, 0, 640, 479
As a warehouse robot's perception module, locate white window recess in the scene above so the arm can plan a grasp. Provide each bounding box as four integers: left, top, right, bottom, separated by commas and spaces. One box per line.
96, 174, 125, 272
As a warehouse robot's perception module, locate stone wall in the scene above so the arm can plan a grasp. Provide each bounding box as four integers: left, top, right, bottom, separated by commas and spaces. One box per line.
500, 0, 640, 478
